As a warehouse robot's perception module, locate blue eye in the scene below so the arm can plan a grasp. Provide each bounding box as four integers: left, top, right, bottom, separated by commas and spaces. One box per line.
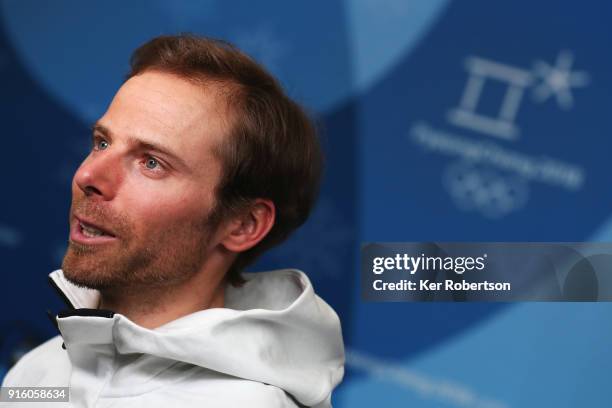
96, 139, 109, 150
145, 157, 159, 169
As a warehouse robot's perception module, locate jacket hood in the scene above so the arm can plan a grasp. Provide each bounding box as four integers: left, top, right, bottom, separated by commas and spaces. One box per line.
49, 268, 345, 406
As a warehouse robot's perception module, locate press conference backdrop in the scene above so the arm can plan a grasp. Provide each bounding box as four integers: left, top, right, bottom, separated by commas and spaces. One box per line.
1, 1, 611, 406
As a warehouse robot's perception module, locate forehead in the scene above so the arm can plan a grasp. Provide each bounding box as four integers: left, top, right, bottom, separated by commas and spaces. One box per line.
99, 70, 230, 172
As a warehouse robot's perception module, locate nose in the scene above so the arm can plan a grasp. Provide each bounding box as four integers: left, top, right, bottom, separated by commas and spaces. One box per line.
73, 150, 122, 200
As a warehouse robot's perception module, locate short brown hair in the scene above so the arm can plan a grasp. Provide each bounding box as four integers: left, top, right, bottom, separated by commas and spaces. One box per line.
127, 34, 323, 286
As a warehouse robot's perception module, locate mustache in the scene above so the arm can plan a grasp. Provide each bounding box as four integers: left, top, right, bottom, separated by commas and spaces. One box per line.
71, 198, 132, 237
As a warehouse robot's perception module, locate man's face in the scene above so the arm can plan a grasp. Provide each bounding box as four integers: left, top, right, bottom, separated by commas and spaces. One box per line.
62, 71, 227, 291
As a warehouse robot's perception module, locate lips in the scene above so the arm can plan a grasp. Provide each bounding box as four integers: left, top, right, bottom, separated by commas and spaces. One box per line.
76, 216, 115, 237
80, 221, 109, 237
70, 215, 117, 245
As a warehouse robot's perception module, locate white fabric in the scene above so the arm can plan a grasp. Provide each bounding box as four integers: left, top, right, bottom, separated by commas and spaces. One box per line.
2, 269, 345, 407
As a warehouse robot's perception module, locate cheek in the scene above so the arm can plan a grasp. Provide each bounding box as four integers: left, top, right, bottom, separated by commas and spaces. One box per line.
120, 182, 214, 233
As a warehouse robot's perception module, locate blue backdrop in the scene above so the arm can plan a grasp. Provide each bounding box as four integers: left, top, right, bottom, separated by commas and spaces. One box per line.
1, 1, 611, 406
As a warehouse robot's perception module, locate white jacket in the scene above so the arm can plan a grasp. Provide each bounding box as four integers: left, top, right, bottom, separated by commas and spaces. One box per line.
2, 269, 344, 407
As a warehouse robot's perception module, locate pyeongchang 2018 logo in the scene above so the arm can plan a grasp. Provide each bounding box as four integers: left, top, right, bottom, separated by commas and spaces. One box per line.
410, 51, 589, 218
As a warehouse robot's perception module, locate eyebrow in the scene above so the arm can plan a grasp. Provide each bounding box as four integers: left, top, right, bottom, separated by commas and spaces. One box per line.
92, 122, 190, 171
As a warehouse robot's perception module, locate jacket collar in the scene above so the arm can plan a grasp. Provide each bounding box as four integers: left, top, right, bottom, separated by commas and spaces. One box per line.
48, 269, 100, 310
45, 268, 344, 406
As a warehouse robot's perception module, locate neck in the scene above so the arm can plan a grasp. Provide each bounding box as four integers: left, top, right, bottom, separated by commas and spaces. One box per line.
98, 270, 226, 330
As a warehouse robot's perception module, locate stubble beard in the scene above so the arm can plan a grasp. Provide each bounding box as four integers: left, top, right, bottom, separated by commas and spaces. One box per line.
62, 199, 216, 293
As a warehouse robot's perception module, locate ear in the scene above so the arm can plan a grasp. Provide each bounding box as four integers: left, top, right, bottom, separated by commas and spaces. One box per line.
220, 199, 275, 253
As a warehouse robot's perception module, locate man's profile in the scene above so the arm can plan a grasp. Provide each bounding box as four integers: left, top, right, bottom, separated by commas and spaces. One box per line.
2, 34, 344, 407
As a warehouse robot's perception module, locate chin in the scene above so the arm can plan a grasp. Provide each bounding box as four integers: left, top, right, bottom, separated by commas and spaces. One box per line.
62, 252, 113, 290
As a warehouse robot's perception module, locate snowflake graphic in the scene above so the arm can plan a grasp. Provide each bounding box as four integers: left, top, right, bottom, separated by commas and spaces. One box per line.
532, 50, 590, 110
